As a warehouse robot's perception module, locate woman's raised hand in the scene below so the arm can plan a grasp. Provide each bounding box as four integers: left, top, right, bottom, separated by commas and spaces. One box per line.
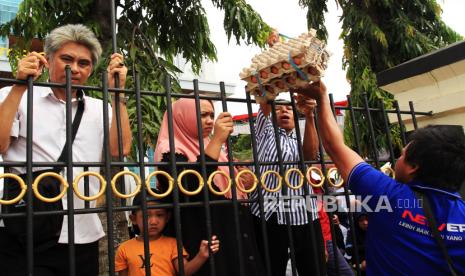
205, 112, 233, 160
212, 112, 233, 143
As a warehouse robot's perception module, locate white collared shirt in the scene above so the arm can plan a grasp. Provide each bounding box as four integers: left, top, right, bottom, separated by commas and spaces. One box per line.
0, 85, 112, 244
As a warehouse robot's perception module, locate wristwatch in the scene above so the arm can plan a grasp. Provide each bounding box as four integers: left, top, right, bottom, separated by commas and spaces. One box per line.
113, 94, 129, 105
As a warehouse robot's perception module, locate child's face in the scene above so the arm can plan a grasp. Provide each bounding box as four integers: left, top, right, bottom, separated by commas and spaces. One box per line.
358, 215, 368, 231
131, 203, 170, 239
276, 105, 295, 131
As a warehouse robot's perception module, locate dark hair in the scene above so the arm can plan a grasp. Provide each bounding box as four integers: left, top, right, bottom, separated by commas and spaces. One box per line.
131, 188, 170, 214
405, 125, 465, 191
131, 189, 171, 235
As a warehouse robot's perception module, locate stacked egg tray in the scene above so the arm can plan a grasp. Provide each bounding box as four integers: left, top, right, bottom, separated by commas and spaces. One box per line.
239, 29, 330, 103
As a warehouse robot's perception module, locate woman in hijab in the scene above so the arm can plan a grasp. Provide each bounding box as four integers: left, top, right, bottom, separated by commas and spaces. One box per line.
154, 98, 265, 276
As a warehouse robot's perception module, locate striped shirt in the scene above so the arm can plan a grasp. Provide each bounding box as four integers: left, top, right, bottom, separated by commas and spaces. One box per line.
251, 109, 318, 225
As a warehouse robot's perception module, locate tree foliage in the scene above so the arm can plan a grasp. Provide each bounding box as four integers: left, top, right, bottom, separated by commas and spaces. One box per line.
0, 0, 271, 159
299, 0, 462, 158
0, 1, 271, 274
231, 134, 252, 161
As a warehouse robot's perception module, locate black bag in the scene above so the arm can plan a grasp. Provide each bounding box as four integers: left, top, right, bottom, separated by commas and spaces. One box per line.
1, 94, 84, 250
2, 169, 65, 248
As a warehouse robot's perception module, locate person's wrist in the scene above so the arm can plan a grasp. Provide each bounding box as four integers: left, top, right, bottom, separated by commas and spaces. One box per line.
305, 112, 315, 119
209, 133, 220, 145
111, 94, 128, 105
317, 92, 329, 104
211, 133, 226, 145
12, 83, 27, 90
15, 73, 28, 81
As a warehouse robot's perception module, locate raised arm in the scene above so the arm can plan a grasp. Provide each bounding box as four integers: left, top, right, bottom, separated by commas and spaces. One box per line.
108, 53, 132, 157
258, 97, 272, 117
291, 82, 364, 181
204, 112, 233, 160
295, 94, 319, 160
0, 52, 47, 154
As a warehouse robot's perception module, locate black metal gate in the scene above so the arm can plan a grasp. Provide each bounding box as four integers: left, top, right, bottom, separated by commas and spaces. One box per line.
0, 6, 433, 276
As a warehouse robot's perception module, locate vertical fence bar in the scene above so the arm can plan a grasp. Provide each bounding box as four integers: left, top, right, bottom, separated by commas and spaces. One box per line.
164, 75, 186, 276
110, 0, 118, 55
84, 166, 90, 209
346, 95, 362, 276
193, 79, 216, 275
362, 94, 380, 168
65, 66, 76, 276
347, 96, 361, 154
393, 101, 407, 146
409, 101, 419, 130
101, 72, 116, 275
327, 94, 341, 275
289, 93, 322, 275
134, 72, 152, 275
245, 92, 272, 276
379, 100, 396, 165
110, 0, 122, 139
110, 0, 126, 205
219, 82, 246, 276
313, 94, 339, 275
269, 102, 298, 276
26, 76, 34, 275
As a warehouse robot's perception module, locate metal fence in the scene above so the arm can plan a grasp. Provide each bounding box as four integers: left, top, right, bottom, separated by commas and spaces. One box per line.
0, 4, 434, 275
0, 69, 432, 276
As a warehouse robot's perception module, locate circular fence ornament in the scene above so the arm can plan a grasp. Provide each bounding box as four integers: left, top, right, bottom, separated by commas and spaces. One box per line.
207, 170, 232, 196
111, 171, 142, 198
0, 173, 27, 205
177, 170, 204, 196
235, 169, 258, 194
33, 172, 68, 203
261, 170, 282, 193
284, 168, 304, 190
306, 167, 325, 188
145, 171, 174, 199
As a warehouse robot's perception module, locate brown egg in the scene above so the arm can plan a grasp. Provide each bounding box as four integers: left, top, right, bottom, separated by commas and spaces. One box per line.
282, 62, 291, 70
275, 81, 285, 89
286, 76, 296, 84
307, 67, 318, 75
271, 66, 279, 74
260, 70, 269, 79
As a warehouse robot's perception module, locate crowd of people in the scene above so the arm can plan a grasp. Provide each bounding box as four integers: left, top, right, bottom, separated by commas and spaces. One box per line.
0, 24, 464, 276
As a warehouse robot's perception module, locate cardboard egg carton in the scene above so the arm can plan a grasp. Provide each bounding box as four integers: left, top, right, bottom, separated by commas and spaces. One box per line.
239, 29, 330, 102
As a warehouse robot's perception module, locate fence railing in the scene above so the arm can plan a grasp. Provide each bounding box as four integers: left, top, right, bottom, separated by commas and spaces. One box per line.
0, 70, 433, 276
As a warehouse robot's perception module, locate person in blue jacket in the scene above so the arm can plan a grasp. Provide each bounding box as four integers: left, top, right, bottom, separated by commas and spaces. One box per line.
292, 81, 465, 275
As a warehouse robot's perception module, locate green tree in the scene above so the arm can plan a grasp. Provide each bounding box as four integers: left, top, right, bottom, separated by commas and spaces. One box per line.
0, 1, 271, 274
232, 134, 252, 161
0, 0, 271, 158
299, 0, 462, 157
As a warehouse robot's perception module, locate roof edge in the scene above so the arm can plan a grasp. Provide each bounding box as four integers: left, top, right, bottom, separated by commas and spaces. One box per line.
377, 41, 465, 87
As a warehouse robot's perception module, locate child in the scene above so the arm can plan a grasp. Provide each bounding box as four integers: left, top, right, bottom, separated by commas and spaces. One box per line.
115, 190, 220, 276
346, 212, 368, 274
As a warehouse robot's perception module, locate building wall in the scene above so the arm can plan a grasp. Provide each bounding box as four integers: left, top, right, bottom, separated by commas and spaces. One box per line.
385, 60, 465, 131
0, 0, 20, 187
0, 0, 20, 71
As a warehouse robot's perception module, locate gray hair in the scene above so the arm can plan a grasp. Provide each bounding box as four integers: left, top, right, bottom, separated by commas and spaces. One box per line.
44, 24, 102, 66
